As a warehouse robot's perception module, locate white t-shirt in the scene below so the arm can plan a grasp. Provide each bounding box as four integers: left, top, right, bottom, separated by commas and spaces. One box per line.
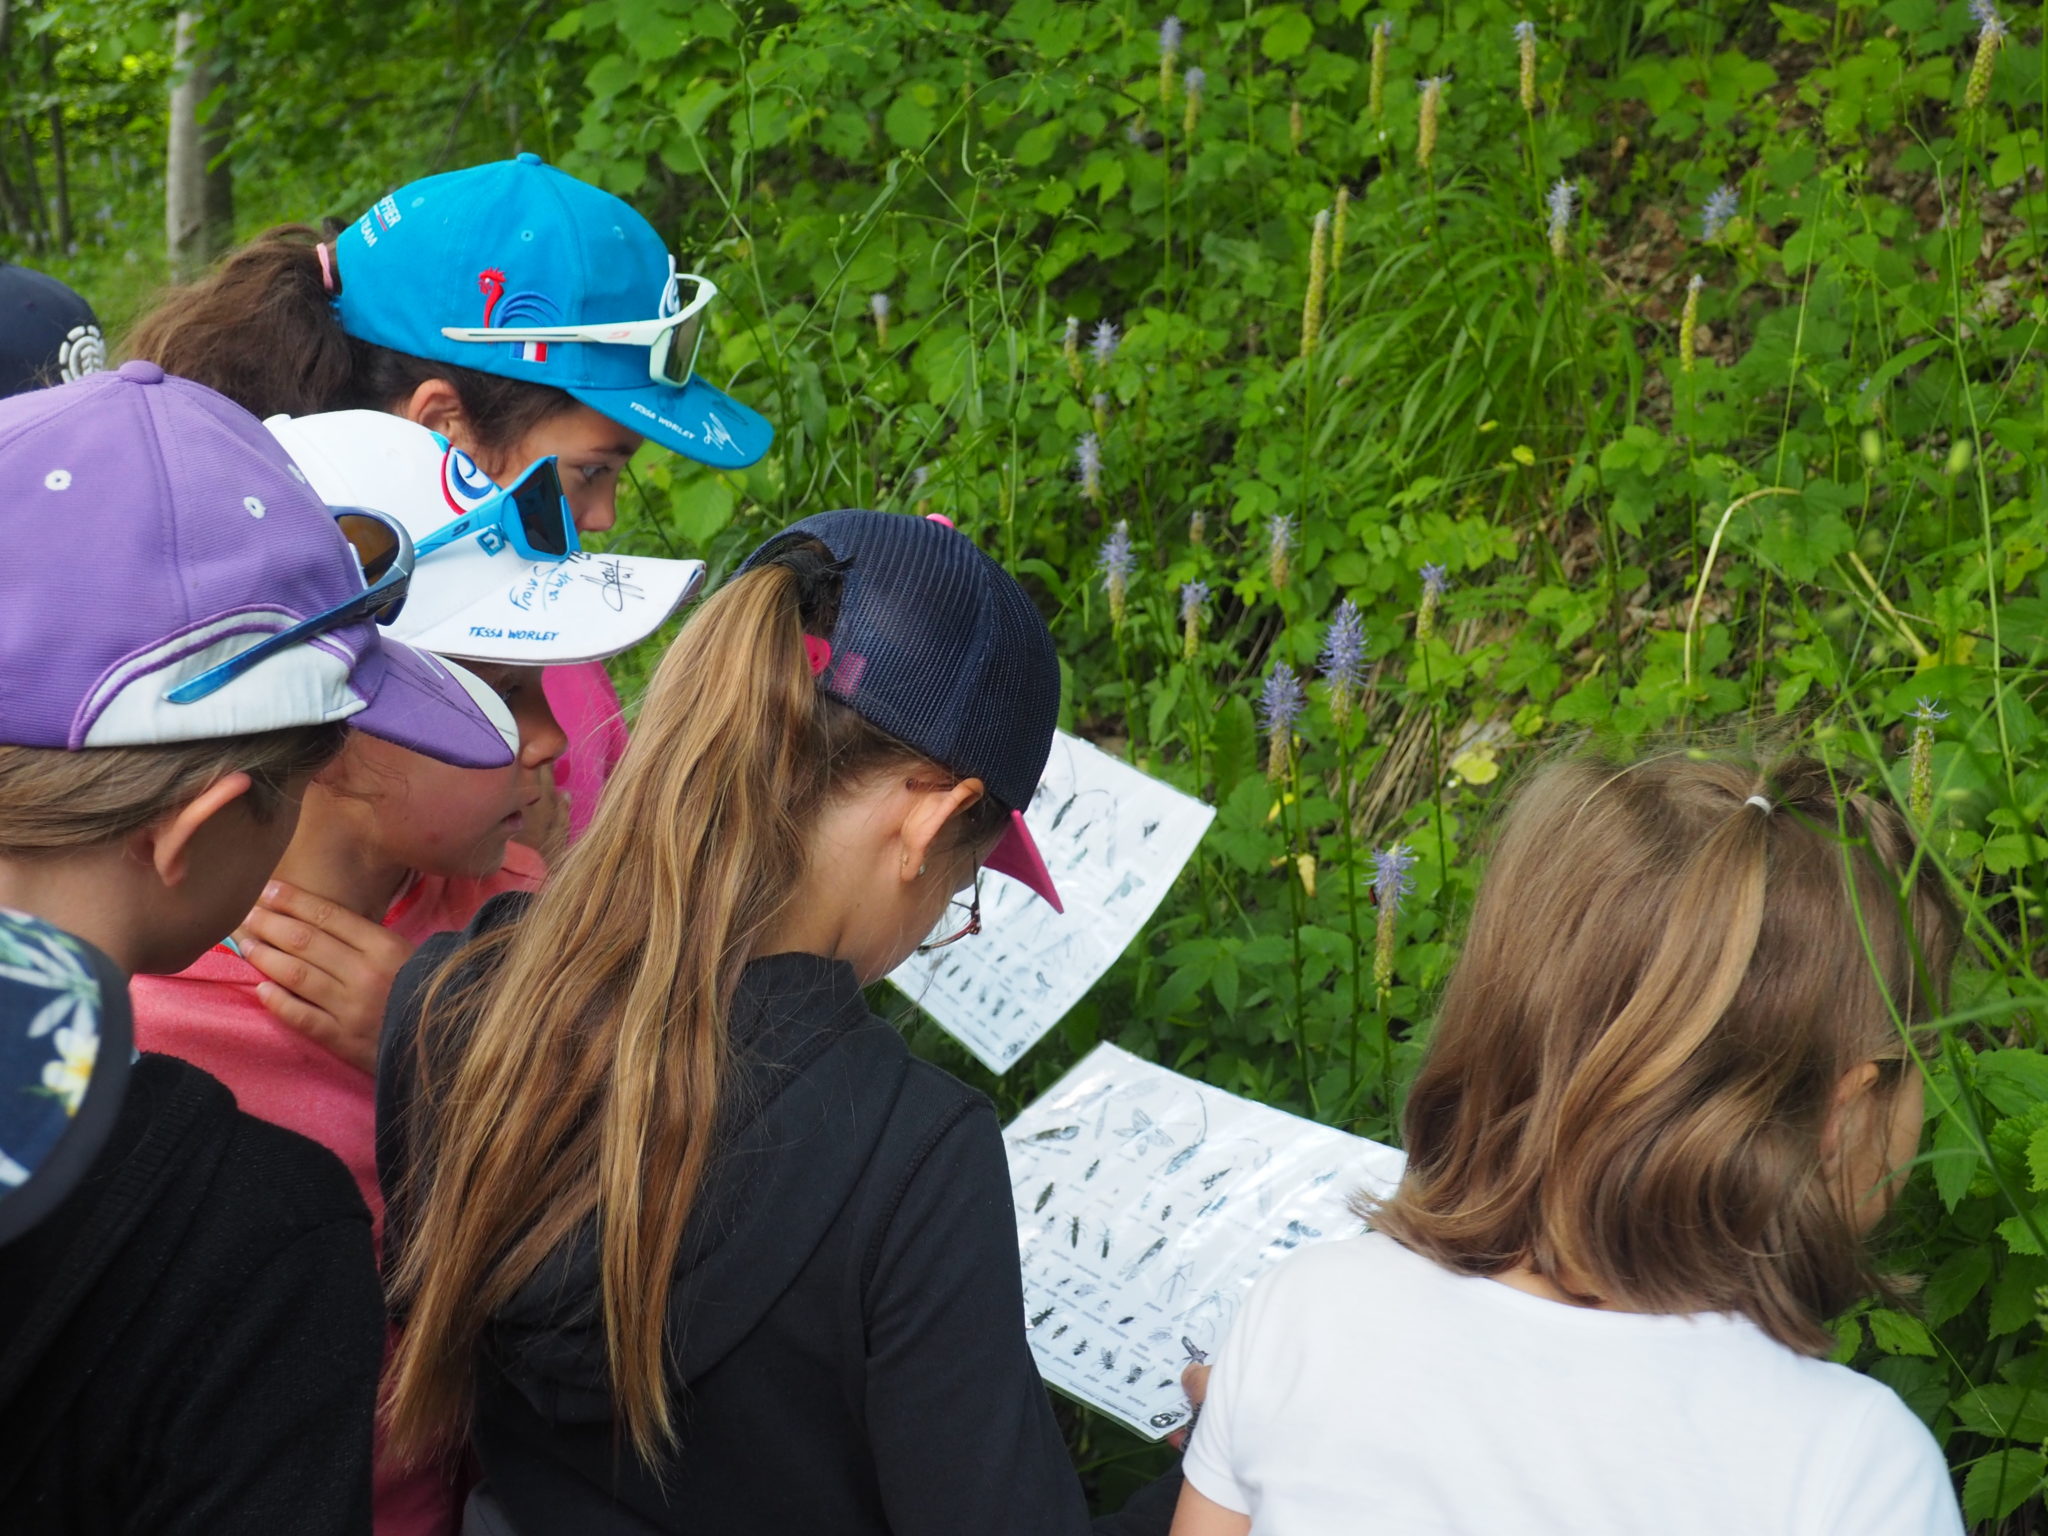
1184, 1232, 1962, 1536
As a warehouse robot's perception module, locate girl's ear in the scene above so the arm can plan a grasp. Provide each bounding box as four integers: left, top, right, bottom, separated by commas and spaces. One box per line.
398, 377, 471, 450
897, 776, 986, 884
1819, 1060, 1882, 1166
137, 772, 257, 889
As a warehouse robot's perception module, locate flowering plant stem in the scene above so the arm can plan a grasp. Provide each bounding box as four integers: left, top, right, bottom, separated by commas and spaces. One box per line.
1279, 745, 1316, 1115
1335, 711, 1368, 1105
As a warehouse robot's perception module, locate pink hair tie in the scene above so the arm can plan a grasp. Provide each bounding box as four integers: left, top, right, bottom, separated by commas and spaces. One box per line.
802, 635, 833, 677
315, 242, 337, 295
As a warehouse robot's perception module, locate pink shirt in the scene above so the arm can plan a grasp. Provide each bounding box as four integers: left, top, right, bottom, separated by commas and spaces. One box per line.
132, 843, 545, 1536
544, 661, 628, 842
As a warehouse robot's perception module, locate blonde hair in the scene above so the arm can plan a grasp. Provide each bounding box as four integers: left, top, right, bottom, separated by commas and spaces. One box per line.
1371, 751, 1957, 1353
0, 725, 350, 855
384, 543, 1004, 1466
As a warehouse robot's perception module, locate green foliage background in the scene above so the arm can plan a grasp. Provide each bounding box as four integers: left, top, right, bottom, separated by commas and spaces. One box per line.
13, 0, 2048, 1523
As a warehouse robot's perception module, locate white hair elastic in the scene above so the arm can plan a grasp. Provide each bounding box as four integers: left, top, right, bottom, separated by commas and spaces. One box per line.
1744, 794, 1773, 813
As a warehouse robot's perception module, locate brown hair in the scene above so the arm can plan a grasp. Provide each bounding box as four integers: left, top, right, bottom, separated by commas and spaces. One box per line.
1370, 751, 1958, 1354
383, 541, 1004, 1465
0, 723, 349, 854
124, 223, 574, 453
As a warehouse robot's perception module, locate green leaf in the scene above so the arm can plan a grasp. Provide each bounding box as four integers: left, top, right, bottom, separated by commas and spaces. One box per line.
1868, 1308, 1936, 1357
1980, 1051, 2048, 1116
1990, 1256, 2048, 1336
1951, 1384, 2048, 1444
1998, 1210, 2048, 1257
2027, 1123, 2048, 1193
1014, 121, 1063, 168
883, 90, 938, 149
1768, 3, 1828, 41
1211, 949, 1240, 1015
667, 474, 735, 544
1963, 1449, 2046, 1525
1924, 1246, 1994, 1328
1932, 1109, 1981, 1211
1210, 695, 1259, 792
1261, 9, 1313, 60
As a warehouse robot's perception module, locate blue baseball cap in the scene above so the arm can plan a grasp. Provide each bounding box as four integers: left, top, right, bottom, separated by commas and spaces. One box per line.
739, 510, 1065, 912
330, 155, 772, 471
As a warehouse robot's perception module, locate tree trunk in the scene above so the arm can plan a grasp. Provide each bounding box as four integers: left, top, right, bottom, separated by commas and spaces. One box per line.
40, 30, 69, 249
165, 8, 232, 279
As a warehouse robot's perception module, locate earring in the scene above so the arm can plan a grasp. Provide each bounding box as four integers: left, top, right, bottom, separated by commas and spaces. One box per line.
918, 863, 927, 876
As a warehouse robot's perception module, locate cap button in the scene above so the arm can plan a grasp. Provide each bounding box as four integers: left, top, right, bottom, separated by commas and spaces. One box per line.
515, 151, 543, 166
118, 360, 165, 385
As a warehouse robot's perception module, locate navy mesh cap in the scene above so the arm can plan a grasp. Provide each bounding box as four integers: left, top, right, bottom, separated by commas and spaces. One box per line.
739, 509, 1065, 910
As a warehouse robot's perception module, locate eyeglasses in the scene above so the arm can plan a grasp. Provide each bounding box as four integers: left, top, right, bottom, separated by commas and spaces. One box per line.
166, 509, 412, 706
413, 456, 579, 562
438, 270, 718, 388
917, 869, 983, 954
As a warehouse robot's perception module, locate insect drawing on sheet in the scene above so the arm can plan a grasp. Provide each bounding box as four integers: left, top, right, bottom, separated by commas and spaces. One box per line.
1004, 1043, 1406, 1438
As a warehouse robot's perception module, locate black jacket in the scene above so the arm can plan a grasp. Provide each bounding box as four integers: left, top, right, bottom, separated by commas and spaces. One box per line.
0, 1053, 383, 1535
379, 894, 1178, 1536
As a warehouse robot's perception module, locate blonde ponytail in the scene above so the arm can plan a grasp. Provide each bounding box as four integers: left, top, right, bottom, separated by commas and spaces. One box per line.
384, 544, 999, 1465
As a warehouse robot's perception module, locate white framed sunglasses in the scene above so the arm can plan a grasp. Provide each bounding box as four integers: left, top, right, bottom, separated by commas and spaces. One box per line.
439, 270, 717, 387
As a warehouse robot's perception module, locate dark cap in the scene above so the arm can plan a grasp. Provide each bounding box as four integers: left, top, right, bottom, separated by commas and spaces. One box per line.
0, 910, 133, 1247
740, 509, 1065, 911
0, 263, 105, 400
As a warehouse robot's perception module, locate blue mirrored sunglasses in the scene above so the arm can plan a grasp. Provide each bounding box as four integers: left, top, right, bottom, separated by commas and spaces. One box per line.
166, 508, 412, 706
413, 456, 579, 563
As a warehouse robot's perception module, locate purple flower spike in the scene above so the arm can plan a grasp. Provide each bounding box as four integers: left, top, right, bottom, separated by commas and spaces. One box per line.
1159, 14, 1183, 54
1421, 562, 1449, 597
1180, 580, 1209, 623
1091, 320, 1120, 367
1371, 842, 1418, 914
1318, 600, 1367, 692
1097, 521, 1135, 582
1545, 179, 1577, 247
1701, 184, 1739, 240
1914, 697, 1949, 724
1258, 661, 1306, 736
1076, 433, 1103, 499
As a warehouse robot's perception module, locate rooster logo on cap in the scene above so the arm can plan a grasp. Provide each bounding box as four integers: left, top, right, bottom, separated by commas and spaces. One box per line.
475, 269, 563, 363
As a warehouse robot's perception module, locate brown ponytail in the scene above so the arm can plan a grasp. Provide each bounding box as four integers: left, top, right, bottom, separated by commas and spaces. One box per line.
1371, 751, 1958, 1353
125, 223, 576, 451
383, 541, 1002, 1465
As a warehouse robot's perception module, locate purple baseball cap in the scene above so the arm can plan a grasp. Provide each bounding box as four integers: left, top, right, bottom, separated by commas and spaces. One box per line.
0, 362, 514, 768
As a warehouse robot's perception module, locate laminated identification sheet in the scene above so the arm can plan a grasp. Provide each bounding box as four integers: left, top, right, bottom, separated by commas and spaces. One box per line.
890, 732, 1213, 1073
1005, 1043, 1406, 1438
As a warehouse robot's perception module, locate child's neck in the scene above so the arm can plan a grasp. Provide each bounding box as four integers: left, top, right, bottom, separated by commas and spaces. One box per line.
0, 848, 145, 976
273, 794, 415, 922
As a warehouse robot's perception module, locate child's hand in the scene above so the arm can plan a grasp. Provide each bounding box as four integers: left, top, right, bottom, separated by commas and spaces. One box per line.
233, 881, 416, 1075
1168, 1363, 1211, 1450
512, 769, 570, 867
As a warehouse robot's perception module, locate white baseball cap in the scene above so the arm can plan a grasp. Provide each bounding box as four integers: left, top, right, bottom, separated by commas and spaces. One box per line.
262, 410, 707, 666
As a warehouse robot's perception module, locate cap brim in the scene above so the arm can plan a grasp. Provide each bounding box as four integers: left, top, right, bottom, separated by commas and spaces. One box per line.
573, 375, 774, 469
985, 808, 1063, 914
348, 639, 517, 768
391, 550, 706, 666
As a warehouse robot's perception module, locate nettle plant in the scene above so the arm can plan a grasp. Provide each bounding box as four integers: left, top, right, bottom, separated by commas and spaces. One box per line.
530, 0, 2048, 1517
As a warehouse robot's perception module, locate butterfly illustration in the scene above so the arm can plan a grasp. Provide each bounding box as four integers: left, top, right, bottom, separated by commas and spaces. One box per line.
1115, 1108, 1174, 1154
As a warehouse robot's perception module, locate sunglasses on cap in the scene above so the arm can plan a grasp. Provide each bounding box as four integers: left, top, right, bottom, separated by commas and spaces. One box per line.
438, 268, 717, 389
413, 456, 579, 562
166, 508, 411, 706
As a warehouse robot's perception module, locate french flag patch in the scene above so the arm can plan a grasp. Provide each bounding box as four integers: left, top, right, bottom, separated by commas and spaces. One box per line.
520, 341, 549, 363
